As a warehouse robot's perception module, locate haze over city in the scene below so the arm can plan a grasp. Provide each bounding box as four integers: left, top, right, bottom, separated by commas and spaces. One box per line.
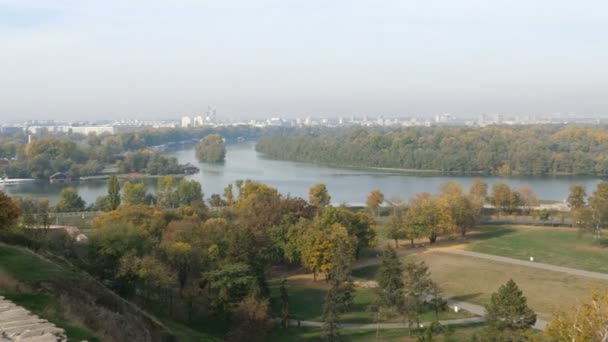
2, 0, 607, 121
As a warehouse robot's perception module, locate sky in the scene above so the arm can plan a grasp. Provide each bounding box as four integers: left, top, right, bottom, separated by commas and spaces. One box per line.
0, 0, 607, 121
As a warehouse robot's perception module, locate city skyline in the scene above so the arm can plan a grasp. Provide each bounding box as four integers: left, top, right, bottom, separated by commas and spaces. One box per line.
1, 1, 607, 121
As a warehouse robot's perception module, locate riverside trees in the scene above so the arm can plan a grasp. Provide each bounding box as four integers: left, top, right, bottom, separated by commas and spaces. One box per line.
195, 134, 226, 163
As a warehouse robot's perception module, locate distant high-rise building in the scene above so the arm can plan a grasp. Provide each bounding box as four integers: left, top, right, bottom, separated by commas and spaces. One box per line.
181, 116, 192, 128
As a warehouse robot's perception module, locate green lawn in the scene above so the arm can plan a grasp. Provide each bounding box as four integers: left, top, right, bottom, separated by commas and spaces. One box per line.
0, 245, 72, 282
467, 226, 608, 273
269, 281, 473, 324
4, 292, 98, 341
270, 323, 487, 341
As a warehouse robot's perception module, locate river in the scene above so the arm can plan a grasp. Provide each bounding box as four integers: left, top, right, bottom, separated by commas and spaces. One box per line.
2, 143, 604, 205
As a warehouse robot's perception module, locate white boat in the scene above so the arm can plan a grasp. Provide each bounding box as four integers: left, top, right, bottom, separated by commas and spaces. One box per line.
0, 177, 36, 186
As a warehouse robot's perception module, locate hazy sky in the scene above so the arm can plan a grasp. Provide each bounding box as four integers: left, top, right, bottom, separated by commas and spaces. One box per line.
1, 0, 607, 121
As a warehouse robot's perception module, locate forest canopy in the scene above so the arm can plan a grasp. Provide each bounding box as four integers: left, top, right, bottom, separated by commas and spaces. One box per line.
255, 125, 608, 176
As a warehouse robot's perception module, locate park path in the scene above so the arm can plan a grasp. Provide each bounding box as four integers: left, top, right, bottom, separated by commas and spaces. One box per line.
0, 296, 66, 341
442, 249, 608, 282
444, 298, 547, 330
288, 316, 485, 329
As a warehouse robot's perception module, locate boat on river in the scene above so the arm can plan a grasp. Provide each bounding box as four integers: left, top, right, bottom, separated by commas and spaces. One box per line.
0, 177, 36, 186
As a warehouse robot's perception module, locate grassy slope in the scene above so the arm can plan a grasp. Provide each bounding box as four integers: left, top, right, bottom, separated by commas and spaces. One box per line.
467, 225, 608, 273
0, 244, 97, 341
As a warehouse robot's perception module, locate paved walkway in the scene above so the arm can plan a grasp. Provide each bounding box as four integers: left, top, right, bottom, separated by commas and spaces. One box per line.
0, 296, 66, 341
288, 317, 485, 329
444, 298, 547, 330
443, 249, 608, 282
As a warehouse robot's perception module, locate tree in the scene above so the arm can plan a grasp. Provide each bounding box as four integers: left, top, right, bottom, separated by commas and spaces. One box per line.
545, 290, 608, 341
195, 134, 226, 163
366, 190, 384, 216
203, 263, 257, 313
469, 178, 488, 201
165, 241, 196, 294
122, 181, 147, 205
224, 184, 234, 206
386, 209, 406, 248
54, 187, 85, 212
226, 297, 272, 342
374, 246, 404, 318
157, 176, 179, 208
581, 181, 608, 240
105, 175, 121, 211
438, 182, 478, 237
404, 193, 450, 244
322, 240, 354, 341
309, 183, 331, 209
517, 185, 539, 213
402, 260, 437, 327
485, 279, 536, 332
177, 179, 203, 206
490, 182, 517, 213
279, 279, 289, 328
0, 191, 21, 231
567, 184, 587, 210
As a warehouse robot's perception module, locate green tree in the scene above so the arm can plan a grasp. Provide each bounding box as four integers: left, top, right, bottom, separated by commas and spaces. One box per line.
402, 260, 437, 327
322, 240, 353, 341
279, 279, 290, 328
366, 189, 384, 216
157, 176, 179, 208
224, 184, 234, 206
122, 181, 147, 205
195, 134, 226, 163
485, 279, 536, 332
177, 179, 203, 206
309, 183, 331, 208
203, 263, 257, 313
374, 246, 404, 318
386, 209, 406, 248
585, 181, 608, 240
107, 175, 121, 211
567, 184, 587, 210
54, 187, 86, 212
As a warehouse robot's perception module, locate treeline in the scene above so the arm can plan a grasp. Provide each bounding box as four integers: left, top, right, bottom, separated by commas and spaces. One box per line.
256, 125, 608, 175
0, 126, 291, 179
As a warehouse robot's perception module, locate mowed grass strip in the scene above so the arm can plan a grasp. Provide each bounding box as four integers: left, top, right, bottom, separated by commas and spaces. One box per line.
0, 245, 72, 282
466, 225, 608, 273
412, 251, 608, 321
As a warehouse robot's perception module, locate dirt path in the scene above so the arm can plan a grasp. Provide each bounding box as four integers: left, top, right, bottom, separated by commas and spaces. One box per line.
289, 317, 485, 329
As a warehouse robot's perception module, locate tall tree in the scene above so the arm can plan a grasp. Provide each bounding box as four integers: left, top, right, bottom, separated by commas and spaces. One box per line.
309, 183, 331, 209
366, 190, 384, 216
322, 240, 353, 341
485, 279, 536, 332
438, 182, 478, 237
224, 184, 234, 206
567, 184, 587, 210
122, 181, 147, 205
585, 181, 608, 240
0, 191, 21, 231
226, 297, 272, 342
177, 179, 203, 206
157, 176, 179, 208
517, 185, 539, 213
374, 247, 404, 317
54, 187, 86, 212
107, 175, 121, 211
386, 209, 406, 248
195, 134, 226, 163
402, 260, 437, 327
469, 178, 488, 200
490, 182, 518, 213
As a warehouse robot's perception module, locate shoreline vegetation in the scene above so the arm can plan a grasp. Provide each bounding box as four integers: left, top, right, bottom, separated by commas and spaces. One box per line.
255, 125, 608, 176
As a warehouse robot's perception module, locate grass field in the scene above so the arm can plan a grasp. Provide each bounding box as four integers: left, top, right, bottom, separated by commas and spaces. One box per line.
269, 279, 474, 324
466, 225, 608, 273
270, 323, 487, 341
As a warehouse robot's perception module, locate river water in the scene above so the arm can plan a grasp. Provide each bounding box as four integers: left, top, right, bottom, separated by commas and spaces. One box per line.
2, 143, 604, 205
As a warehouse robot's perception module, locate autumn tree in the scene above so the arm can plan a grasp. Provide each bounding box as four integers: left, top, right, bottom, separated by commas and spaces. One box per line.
157, 176, 179, 208
386, 208, 406, 248
469, 178, 488, 201
366, 189, 384, 216
107, 175, 121, 211
122, 181, 147, 205
224, 184, 234, 206
545, 290, 608, 341
490, 182, 519, 213
485, 279, 536, 335
0, 191, 21, 231
226, 297, 273, 342
195, 134, 226, 163
567, 184, 587, 210
54, 187, 85, 212
404, 193, 450, 244
438, 182, 478, 237
309, 183, 331, 209
583, 181, 608, 240
517, 185, 539, 213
